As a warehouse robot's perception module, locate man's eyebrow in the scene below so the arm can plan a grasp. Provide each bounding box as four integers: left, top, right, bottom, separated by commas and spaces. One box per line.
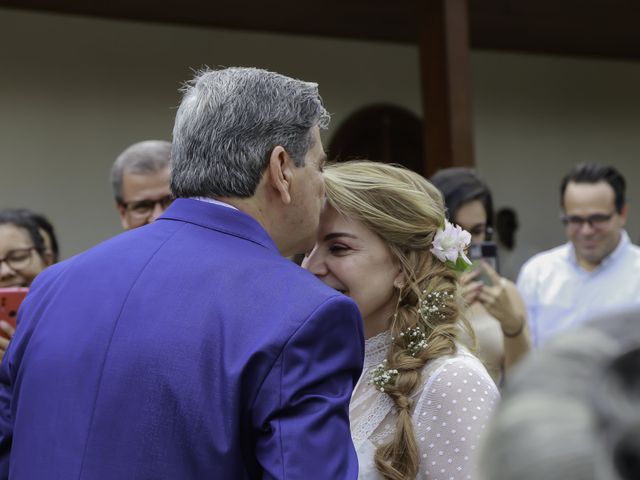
324, 232, 358, 241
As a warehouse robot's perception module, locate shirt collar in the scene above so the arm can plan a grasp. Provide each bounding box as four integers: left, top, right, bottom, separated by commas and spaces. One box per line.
159, 198, 278, 253
191, 197, 238, 210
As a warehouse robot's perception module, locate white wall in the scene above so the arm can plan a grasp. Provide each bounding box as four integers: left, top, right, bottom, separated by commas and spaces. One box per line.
0, 8, 422, 258
2, 8, 640, 259
472, 52, 640, 251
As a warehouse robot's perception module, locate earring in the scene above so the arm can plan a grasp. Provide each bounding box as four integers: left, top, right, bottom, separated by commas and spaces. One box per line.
389, 290, 402, 333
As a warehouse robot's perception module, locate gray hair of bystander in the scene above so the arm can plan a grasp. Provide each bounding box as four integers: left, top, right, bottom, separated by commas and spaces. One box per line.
111, 140, 171, 203
480, 307, 640, 480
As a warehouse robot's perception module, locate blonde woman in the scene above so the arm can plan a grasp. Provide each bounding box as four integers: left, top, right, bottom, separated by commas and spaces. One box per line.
303, 161, 499, 479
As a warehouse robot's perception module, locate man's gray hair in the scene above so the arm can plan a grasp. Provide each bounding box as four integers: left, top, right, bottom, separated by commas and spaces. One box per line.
171, 67, 330, 198
480, 308, 640, 480
111, 140, 171, 203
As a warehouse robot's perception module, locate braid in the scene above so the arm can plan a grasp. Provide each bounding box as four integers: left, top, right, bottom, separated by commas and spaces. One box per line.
373, 254, 462, 479
320, 160, 468, 479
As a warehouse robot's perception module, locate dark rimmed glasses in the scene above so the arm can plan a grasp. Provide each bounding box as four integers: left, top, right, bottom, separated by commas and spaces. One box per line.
0, 247, 36, 271
121, 195, 174, 220
560, 212, 615, 229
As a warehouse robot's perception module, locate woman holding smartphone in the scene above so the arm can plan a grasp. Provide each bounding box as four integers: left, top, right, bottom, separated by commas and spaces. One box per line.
0, 209, 56, 360
430, 168, 530, 385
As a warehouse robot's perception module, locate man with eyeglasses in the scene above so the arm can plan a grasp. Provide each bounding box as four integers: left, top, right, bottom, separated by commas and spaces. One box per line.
111, 140, 173, 230
517, 163, 640, 347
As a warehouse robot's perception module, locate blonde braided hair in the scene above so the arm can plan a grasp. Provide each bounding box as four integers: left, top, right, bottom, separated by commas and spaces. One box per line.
323, 161, 467, 479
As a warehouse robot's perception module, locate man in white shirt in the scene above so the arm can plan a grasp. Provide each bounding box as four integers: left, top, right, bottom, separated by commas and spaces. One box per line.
517, 163, 640, 347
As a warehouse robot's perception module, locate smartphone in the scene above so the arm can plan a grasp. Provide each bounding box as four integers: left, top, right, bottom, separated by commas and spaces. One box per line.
468, 242, 499, 286
0, 287, 28, 336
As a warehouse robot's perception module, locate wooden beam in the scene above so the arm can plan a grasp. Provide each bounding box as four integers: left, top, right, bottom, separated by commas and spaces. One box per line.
419, 0, 475, 177
5, 1, 640, 59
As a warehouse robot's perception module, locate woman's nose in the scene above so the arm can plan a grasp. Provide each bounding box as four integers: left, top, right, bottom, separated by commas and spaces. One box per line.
0, 261, 17, 279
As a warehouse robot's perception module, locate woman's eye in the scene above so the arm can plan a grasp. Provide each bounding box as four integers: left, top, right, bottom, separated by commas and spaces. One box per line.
328, 244, 349, 254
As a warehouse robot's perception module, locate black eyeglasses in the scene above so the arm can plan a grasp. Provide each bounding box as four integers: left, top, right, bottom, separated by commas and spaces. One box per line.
121, 195, 174, 219
560, 212, 615, 229
0, 247, 36, 271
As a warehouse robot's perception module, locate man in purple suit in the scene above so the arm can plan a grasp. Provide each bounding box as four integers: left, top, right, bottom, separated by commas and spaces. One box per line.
0, 67, 364, 479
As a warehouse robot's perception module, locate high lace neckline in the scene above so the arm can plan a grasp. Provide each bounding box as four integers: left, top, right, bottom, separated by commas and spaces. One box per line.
363, 330, 391, 369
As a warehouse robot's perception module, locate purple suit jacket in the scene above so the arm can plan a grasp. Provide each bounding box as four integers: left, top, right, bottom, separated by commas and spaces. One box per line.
0, 199, 364, 479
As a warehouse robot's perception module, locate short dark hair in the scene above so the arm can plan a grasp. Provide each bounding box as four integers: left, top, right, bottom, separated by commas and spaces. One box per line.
560, 163, 626, 213
429, 167, 494, 237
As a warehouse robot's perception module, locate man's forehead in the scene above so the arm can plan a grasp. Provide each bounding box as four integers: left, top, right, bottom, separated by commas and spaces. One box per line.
121, 168, 171, 201
564, 181, 616, 211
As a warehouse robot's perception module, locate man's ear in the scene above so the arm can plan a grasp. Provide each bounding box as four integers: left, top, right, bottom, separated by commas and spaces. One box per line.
619, 203, 629, 226
267, 146, 293, 205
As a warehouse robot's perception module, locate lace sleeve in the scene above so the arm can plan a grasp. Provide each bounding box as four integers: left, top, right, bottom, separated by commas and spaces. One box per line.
412, 354, 500, 480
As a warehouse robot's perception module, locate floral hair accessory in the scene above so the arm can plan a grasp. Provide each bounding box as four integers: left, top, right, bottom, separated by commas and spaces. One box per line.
399, 326, 428, 357
419, 290, 453, 324
430, 219, 473, 272
370, 360, 399, 392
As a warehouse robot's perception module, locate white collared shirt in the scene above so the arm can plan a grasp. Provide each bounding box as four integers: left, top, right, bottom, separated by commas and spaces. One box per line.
517, 230, 640, 347
191, 197, 238, 210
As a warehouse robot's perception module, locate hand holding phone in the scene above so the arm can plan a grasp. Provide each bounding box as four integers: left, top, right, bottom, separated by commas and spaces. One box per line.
0, 287, 28, 338
459, 269, 483, 305
468, 242, 499, 286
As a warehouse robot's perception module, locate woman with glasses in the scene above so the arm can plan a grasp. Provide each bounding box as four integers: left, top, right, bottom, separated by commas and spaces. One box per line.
0, 209, 56, 359
430, 168, 530, 386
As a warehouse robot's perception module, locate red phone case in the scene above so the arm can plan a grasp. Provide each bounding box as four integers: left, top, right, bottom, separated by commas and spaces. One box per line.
0, 288, 28, 336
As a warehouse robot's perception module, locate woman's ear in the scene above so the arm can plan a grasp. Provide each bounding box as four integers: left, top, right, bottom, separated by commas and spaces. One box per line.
43, 250, 55, 267
393, 270, 405, 290
267, 146, 293, 205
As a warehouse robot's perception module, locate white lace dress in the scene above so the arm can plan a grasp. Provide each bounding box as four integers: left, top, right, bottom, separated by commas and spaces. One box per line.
351, 331, 500, 479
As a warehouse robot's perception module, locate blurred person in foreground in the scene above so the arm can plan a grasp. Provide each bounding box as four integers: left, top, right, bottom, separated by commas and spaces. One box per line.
480, 306, 640, 480
517, 163, 640, 347
111, 140, 173, 230
431, 168, 530, 386
304, 161, 499, 479
0, 67, 364, 479
0, 209, 57, 360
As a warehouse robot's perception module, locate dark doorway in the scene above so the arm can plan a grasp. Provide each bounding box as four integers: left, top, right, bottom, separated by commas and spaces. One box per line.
328, 104, 424, 174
